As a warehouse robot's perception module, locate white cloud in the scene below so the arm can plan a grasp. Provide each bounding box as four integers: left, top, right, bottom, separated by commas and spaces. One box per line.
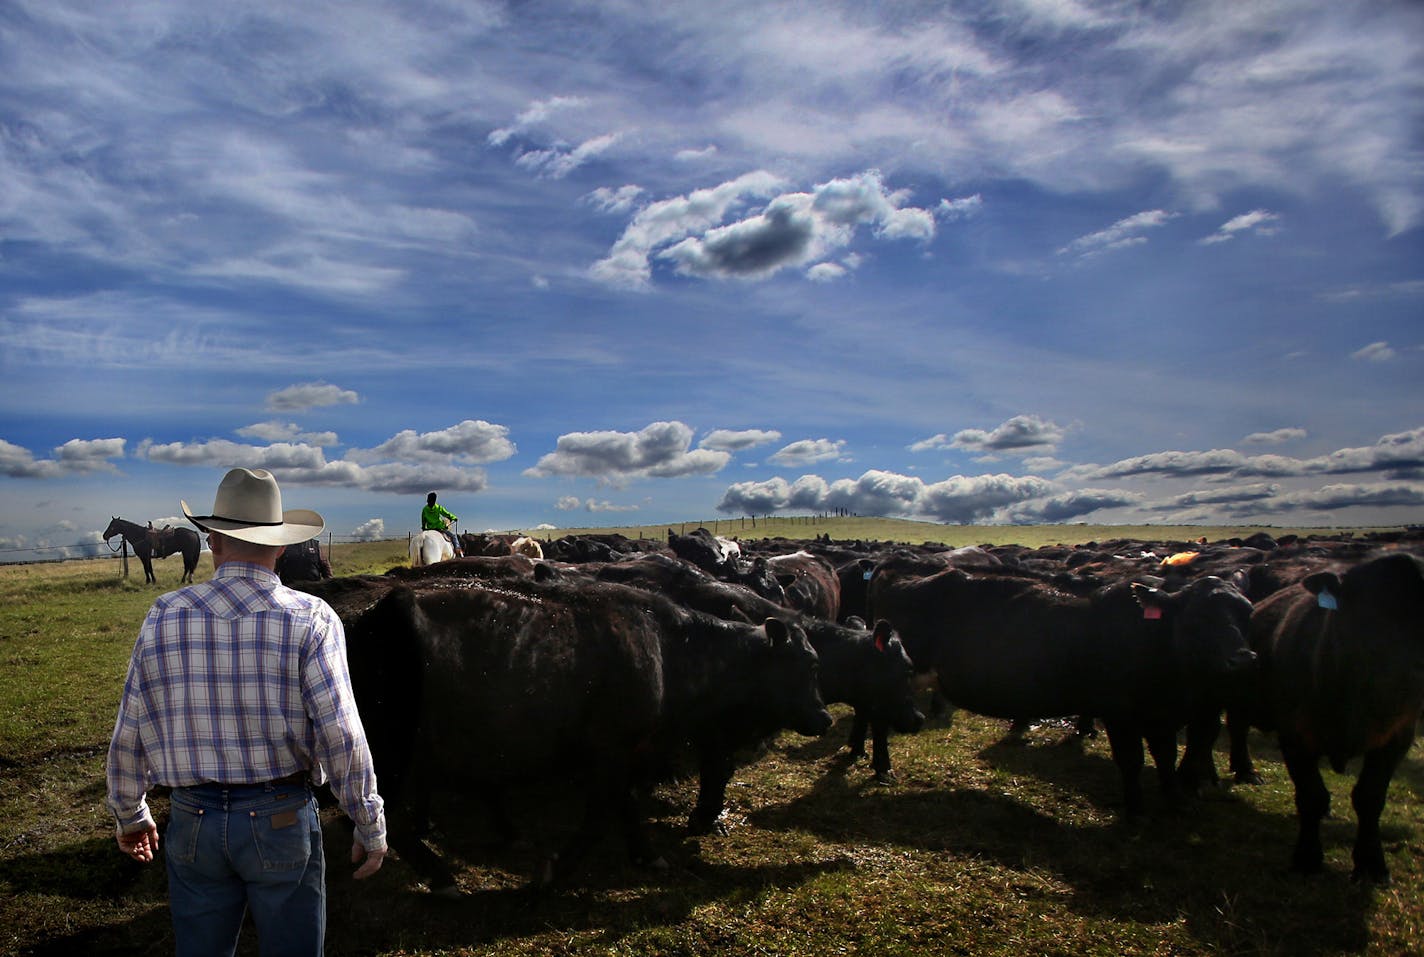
768, 439, 847, 467
1242, 427, 1307, 445
1058, 210, 1176, 258
525, 421, 730, 483
351, 518, 386, 541
0, 437, 126, 478
1200, 208, 1281, 244
699, 429, 782, 452
593, 170, 941, 287
351, 420, 516, 465
1352, 341, 1396, 362
266, 382, 359, 412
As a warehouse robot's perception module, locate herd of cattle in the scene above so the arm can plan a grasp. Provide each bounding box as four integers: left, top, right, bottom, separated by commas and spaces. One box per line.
283, 525, 1424, 893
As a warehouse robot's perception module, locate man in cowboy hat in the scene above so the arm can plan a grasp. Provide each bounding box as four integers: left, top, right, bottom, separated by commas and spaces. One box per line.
106, 467, 387, 956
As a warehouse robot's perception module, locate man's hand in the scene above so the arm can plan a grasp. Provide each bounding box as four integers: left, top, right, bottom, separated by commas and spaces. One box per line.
117, 823, 160, 863
352, 841, 386, 879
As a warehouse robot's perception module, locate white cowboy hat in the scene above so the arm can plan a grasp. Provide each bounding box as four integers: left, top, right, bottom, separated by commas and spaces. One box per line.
182, 467, 325, 546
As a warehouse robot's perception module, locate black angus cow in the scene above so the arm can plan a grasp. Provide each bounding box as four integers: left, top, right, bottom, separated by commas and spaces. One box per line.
764, 550, 841, 621
1226, 551, 1424, 883
341, 576, 832, 892
868, 559, 1255, 815
596, 553, 925, 782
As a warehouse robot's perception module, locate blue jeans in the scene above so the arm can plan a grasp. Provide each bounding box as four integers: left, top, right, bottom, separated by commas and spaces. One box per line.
165, 781, 325, 957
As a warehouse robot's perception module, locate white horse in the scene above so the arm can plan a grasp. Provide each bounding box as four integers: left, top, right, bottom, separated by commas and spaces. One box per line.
410, 529, 455, 567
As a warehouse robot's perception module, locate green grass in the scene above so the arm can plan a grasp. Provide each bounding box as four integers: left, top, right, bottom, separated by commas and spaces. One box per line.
1, 523, 1421, 956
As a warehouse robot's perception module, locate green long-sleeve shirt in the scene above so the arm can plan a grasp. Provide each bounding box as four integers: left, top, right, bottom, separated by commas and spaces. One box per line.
421, 503, 458, 531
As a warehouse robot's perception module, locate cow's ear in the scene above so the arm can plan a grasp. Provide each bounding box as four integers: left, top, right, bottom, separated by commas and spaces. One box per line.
763, 617, 790, 645
872, 619, 894, 652
1227, 568, 1251, 596
1132, 582, 1174, 620
1302, 571, 1342, 597
776, 573, 797, 589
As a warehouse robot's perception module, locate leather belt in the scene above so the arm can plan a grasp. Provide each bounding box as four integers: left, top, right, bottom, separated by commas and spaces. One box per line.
205, 769, 310, 790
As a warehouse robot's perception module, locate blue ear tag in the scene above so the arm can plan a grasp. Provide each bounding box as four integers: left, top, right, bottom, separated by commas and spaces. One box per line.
863, 570, 873, 580
1317, 589, 1338, 610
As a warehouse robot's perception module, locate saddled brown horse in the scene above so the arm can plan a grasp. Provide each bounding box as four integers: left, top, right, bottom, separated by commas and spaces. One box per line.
103, 517, 201, 584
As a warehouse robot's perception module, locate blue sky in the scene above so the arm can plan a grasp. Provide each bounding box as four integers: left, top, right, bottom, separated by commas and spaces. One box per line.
2, 0, 1422, 561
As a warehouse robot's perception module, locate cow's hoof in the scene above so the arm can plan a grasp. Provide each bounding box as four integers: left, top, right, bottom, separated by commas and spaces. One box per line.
1233, 770, 1264, 786
872, 770, 897, 786
1350, 867, 1391, 886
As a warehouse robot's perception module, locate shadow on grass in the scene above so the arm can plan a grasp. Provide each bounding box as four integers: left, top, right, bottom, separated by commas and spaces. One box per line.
755, 728, 1385, 956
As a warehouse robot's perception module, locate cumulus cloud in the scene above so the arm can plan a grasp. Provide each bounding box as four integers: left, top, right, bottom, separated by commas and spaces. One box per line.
525, 421, 730, 484
1222, 482, 1424, 515
351, 419, 516, 465
699, 428, 782, 452
1200, 209, 1281, 245
592, 170, 942, 287
1352, 341, 1396, 362
948, 415, 1066, 456
1001, 488, 1146, 523
266, 382, 359, 412
0, 437, 126, 478
134, 426, 496, 495
768, 438, 847, 467
350, 518, 386, 541
938, 195, 984, 220
717, 468, 1054, 524
1242, 427, 1307, 445
237, 421, 338, 446
1058, 209, 1175, 259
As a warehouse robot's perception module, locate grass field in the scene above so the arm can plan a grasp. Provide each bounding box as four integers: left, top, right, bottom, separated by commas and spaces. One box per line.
2, 522, 1421, 956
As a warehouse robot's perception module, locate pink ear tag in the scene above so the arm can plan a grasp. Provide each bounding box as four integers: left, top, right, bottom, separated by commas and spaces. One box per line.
1142, 606, 1163, 620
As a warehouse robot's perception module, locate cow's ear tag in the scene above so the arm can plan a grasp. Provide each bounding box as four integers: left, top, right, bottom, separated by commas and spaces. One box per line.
863, 570, 873, 580
1317, 589, 1338, 610
1142, 605, 1163, 620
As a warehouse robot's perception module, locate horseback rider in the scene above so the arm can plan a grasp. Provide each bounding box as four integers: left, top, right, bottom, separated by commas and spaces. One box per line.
421, 492, 463, 557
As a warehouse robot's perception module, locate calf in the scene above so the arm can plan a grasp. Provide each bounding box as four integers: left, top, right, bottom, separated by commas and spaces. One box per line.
342, 576, 831, 891
1228, 551, 1424, 883
869, 560, 1255, 815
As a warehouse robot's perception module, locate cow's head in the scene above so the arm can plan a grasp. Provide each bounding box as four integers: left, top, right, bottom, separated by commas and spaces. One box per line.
762, 617, 833, 738
1134, 576, 1256, 698
865, 619, 925, 734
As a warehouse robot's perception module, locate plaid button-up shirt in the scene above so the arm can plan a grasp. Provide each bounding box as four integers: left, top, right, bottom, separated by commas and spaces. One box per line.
106, 562, 386, 852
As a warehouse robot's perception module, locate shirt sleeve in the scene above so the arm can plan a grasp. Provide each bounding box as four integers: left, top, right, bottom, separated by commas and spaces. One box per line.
302, 605, 387, 852
105, 609, 158, 834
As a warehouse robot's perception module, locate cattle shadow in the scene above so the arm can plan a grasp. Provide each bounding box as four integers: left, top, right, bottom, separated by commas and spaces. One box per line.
750, 738, 1379, 955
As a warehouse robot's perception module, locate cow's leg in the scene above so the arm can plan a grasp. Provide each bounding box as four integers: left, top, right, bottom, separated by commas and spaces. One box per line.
846, 711, 869, 761
387, 801, 459, 895
1103, 721, 1146, 817
1227, 708, 1262, 785
689, 748, 735, 836
1075, 715, 1097, 739
1145, 726, 1181, 806
1280, 742, 1329, 875
1177, 711, 1222, 795
1350, 735, 1411, 885
869, 718, 896, 784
